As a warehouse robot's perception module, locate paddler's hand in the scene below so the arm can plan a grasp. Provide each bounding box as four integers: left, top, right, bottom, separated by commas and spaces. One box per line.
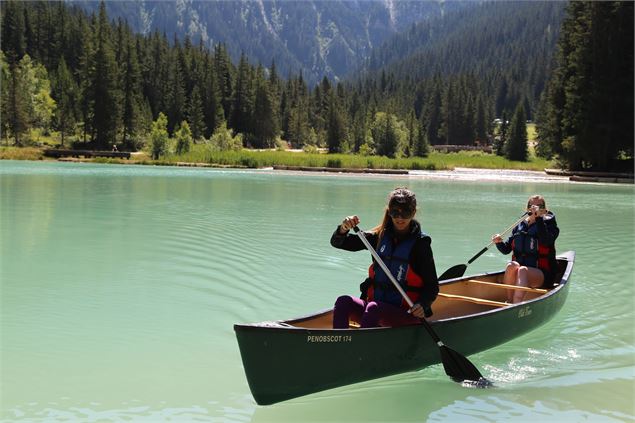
492, 234, 503, 244
409, 303, 425, 319
339, 215, 360, 234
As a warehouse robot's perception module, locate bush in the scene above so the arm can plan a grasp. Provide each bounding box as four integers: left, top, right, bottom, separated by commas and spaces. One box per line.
302, 144, 319, 154
240, 157, 261, 168
275, 138, 289, 151
210, 122, 242, 151
326, 158, 342, 168
175, 121, 193, 154
358, 143, 374, 156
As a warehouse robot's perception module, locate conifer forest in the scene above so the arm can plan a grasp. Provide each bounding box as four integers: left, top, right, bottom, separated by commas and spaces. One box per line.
1, 1, 632, 171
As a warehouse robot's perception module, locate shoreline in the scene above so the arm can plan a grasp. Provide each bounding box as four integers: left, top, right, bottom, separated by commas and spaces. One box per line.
3, 156, 632, 184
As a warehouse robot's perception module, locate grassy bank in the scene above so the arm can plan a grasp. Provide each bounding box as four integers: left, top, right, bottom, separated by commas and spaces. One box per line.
0, 143, 554, 171
153, 145, 553, 171
0, 146, 45, 160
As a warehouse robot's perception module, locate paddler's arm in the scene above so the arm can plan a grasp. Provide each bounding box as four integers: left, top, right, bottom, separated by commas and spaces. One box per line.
536, 212, 559, 245
411, 235, 439, 317
330, 215, 378, 251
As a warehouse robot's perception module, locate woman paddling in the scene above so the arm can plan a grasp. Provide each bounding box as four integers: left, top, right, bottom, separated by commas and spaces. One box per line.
330, 187, 439, 329
492, 195, 560, 303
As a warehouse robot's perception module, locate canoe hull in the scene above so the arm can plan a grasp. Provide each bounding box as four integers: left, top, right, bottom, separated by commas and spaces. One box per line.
234, 251, 574, 405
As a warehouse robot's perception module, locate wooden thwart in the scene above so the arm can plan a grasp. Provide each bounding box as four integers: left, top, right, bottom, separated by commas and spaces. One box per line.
438, 292, 508, 308
464, 279, 548, 293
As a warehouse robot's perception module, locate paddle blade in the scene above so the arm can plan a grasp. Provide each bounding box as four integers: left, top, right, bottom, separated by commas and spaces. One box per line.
438, 264, 467, 280
439, 345, 492, 387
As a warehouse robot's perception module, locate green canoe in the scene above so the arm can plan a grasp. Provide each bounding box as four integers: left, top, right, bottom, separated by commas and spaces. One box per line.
234, 251, 575, 405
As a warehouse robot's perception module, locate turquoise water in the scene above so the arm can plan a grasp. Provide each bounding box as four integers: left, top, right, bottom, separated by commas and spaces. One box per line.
1, 160, 634, 422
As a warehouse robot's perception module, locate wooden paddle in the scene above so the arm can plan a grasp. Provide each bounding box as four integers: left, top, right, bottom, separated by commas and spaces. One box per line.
438, 212, 529, 280
353, 226, 491, 387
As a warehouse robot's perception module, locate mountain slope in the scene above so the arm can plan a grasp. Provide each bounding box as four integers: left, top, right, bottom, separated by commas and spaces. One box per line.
365, 1, 565, 83
67, 0, 474, 84
357, 1, 566, 116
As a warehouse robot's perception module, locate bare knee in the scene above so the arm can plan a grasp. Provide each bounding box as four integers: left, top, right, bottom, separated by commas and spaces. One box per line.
504, 262, 520, 283
364, 301, 379, 314
334, 295, 354, 308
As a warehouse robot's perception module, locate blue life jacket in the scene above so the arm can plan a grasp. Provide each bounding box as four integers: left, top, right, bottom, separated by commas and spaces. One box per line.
369, 231, 422, 307
511, 222, 540, 268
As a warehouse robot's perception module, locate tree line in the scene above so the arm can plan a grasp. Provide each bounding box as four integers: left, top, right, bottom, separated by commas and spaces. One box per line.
536, 1, 633, 171
1, 1, 632, 170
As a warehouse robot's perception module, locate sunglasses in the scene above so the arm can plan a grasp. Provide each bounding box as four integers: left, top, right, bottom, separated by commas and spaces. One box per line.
389, 208, 414, 219
527, 203, 546, 209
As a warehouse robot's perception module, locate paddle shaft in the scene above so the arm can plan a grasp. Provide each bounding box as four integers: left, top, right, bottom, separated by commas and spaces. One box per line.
466, 212, 529, 264
353, 227, 414, 308
352, 226, 489, 385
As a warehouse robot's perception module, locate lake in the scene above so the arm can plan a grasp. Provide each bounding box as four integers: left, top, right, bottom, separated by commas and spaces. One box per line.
1, 160, 633, 422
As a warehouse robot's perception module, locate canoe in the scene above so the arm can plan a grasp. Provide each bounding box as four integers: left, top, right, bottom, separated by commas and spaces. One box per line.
234, 251, 575, 405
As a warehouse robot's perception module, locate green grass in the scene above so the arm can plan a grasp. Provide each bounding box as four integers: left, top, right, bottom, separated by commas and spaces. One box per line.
163, 145, 553, 171
1, 136, 555, 171
527, 123, 537, 142
0, 146, 44, 160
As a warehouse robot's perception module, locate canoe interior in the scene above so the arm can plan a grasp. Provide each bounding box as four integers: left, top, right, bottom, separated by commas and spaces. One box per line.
283, 256, 570, 329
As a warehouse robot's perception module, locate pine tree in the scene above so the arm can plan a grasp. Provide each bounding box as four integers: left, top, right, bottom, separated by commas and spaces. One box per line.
166, 41, 186, 134
1, 1, 26, 65
4, 60, 29, 145
414, 113, 430, 157
441, 81, 460, 145
187, 85, 206, 141
505, 103, 528, 161
424, 81, 443, 146
229, 53, 253, 137
538, 1, 633, 170
121, 30, 142, 147
493, 111, 509, 156
214, 43, 234, 120
92, 2, 120, 148
372, 112, 399, 158
78, 14, 96, 144
405, 110, 417, 157
251, 77, 278, 148
1, 53, 10, 144
475, 95, 488, 145
287, 98, 310, 148
52, 57, 78, 146
327, 92, 347, 154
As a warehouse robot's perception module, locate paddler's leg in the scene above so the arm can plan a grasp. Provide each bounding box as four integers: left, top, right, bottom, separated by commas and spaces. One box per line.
503, 261, 520, 302
333, 295, 365, 329
371, 301, 420, 327
513, 266, 545, 303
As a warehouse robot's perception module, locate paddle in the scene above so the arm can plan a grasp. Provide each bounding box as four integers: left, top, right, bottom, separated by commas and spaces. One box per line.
352, 226, 491, 387
438, 212, 530, 280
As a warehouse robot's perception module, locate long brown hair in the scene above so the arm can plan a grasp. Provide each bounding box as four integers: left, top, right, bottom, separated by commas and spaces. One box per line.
370, 187, 417, 248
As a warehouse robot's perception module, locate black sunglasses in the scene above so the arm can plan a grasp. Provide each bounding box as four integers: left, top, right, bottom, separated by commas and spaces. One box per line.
389, 208, 414, 219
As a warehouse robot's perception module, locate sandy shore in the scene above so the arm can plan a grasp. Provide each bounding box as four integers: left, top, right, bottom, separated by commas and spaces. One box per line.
252, 166, 577, 183
408, 167, 571, 183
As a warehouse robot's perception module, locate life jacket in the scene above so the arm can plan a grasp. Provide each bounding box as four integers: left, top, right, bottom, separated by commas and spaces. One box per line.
511, 220, 555, 273
366, 228, 426, 309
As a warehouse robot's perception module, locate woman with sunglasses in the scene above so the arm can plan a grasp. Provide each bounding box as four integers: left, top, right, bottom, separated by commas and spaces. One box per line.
329, 187, 439, 329
492, 195, 560, 303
